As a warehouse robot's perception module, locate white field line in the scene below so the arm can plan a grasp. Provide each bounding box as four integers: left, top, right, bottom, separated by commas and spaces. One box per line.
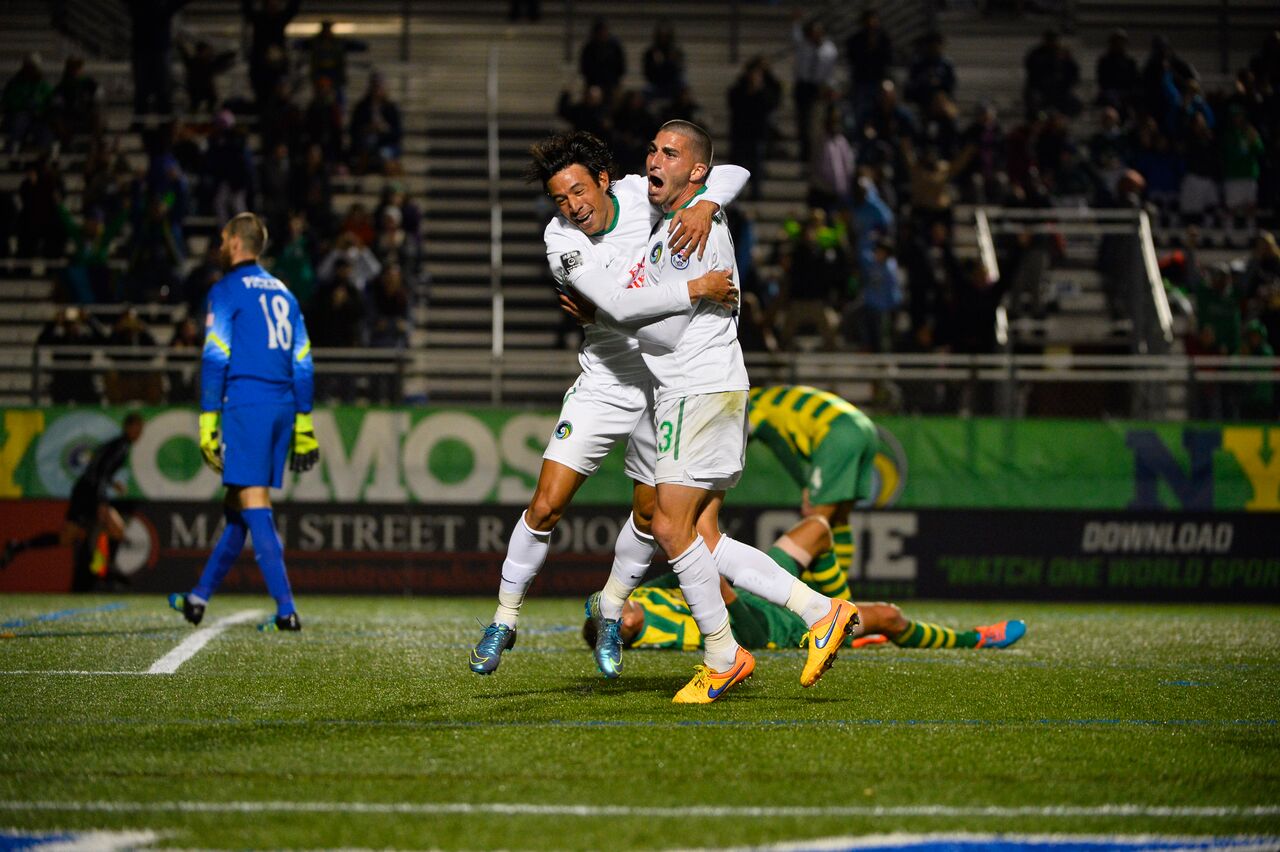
146, 610, 261, 675
0, 801, 1277, 819
699, 834, 1280, 852
0, 671, 152, 676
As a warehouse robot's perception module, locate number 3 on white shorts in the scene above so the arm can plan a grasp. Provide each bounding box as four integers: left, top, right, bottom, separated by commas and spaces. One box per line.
657, 420, 673, 454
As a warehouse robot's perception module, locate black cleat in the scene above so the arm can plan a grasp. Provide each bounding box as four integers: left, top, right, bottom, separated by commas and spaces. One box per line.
168, 593, 205, 626
259, 612, 302, 632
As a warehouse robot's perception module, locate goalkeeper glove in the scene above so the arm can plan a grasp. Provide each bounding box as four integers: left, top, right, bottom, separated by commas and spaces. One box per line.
290, 412, 319, 473
198, 411, 223, 473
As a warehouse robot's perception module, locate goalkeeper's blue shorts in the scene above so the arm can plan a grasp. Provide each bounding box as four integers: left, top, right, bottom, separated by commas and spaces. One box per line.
222, 403, 294, 489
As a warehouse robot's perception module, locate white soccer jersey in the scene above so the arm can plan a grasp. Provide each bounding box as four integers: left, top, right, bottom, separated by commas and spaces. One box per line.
603, 195, 750, 404
541, 168, 751, 386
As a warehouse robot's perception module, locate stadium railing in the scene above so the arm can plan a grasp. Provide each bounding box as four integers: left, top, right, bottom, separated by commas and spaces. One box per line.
25, 345, 1279, 420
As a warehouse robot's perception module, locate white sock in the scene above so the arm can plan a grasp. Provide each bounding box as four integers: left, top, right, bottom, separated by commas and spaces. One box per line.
599, 514, 657, 619
786, 579, 833, 628
493, 512, 552, 628
713, 535, 828, 625
670, 535, 738, 671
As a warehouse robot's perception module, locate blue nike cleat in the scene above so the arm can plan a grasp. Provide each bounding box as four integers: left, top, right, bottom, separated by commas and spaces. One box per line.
168, 593, 204, 626
584, 592, 623, 678
975, 619, 1026, 649
259, 612, 301, 632
469, 622, 517, 674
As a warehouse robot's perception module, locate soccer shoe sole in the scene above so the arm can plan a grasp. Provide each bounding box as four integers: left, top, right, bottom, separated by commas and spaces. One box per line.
800, 601, 859, 687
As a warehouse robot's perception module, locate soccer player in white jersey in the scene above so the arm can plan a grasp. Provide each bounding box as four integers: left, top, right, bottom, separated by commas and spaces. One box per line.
469, 131, 748, 676
567, 121, 860, 703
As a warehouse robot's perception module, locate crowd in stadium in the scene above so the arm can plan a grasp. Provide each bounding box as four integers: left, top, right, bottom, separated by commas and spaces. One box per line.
0, 5, 1277, 407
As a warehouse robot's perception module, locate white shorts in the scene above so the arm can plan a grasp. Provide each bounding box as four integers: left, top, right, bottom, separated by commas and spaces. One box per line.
542, 374, 656, 485
653, 390, 749, 491
1179, 174, 1220, 215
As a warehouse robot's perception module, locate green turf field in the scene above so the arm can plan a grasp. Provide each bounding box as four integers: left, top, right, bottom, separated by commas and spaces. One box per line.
0, 594, 1277, 850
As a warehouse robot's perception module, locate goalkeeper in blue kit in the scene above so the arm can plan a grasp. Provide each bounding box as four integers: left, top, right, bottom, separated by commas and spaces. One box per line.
168, 212, 318, 632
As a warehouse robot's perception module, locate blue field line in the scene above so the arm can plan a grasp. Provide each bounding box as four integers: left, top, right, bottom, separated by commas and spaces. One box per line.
2, 716, 1274, 731
0, 603, 127, 630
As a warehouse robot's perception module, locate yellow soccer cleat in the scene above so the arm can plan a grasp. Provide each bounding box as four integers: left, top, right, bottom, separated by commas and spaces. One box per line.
672, 646, 755, 704
801, 600, 859, 687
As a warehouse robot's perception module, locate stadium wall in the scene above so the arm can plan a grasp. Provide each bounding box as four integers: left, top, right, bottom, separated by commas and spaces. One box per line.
1, 407, 1276, 600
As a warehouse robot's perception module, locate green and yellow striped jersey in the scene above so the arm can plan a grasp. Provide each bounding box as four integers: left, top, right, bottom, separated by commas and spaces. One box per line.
747, 385, 866, 482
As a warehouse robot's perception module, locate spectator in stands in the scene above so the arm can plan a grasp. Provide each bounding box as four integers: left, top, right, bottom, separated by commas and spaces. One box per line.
1193, 263, 1242, 356
957, 102, 1006, 203
856, 80, 915, 171
904, 32, 956, 112
124, 194, 182, 302
951, 258, 1006, 354
167, 315, 201, 402
851, 176, 894, 260
791, 13, 838, 163
367, 263, 413, 350
807, 107, 855, 215
318, 231, 381, 294
124, 0, 189, 118
1242, 231, 1280, 305
340, 202, 376, 248
778, 210, 848, 351
104, 309, 162, 404
80, 141, 133, 222
579, 19, 626, 102
182, 242, 221, 315
58, 202, 126, 304
16, 155, 63, 259
243, 0, 301, 110
904, 219, 960, 350
859, 237, 902, 352
259, 141, 292, 239
291, 142, 336, 237
274, 212, 316, 309
304, 77, 345, 163
845, 10, 894, 120
1221, 105, 1264, 220
304, 20, 366, 104
375, 183, 423, 259
643, 24, 685, 104
1141, 36, 1196, 122
558, 85, 611, 140
919, 91, 961, 160
727, 56, 781, 198
2, 54, 52, 153
204, 110, 256, 225
1237, 320, 1275, 419
36, 306, 101, 404
372, 205, 420, 286
49, 57, 101, 148
611, 90, 658, 176
0, 190, 17, 265
350, 74, 403, 175
657, 85, 700, 126
310, 257, 367, 368
1179, 112, 1220, 221
901, 138, 968, 231
1166, 78, 1214, 141
1095, 29, 1140, 115
261, 77, 306, 155
1023, 30, 1081, 119
1087, 106, 1129, 204
178, 38, 236, 113
1130, 115, 1182, 208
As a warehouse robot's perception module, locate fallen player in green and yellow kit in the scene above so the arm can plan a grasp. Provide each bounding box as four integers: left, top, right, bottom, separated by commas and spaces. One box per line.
583, 516, 1026, 653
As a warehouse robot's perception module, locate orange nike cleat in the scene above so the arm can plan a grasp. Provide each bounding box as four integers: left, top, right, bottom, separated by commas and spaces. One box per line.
801, 600, 859, 687
672, 646, 755, 704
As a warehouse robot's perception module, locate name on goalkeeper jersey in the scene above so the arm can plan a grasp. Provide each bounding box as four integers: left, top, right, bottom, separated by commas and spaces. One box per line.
241, 275, 286, 291
1081, 521, 1234, 554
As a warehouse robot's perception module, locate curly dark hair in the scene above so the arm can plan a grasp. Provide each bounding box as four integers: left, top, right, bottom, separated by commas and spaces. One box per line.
524, 131, 618, 189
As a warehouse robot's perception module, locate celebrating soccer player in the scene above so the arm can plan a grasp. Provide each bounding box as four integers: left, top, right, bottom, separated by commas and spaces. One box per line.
469, 131, 747, 677
168, 212, 317, 632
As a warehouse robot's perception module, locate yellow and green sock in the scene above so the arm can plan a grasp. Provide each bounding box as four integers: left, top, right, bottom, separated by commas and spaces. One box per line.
891, 620, 980, 649
800, 548, 851, 600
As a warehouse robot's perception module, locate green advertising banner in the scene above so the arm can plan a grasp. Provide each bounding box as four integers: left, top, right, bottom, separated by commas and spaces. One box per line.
0, 406, 1276, 511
